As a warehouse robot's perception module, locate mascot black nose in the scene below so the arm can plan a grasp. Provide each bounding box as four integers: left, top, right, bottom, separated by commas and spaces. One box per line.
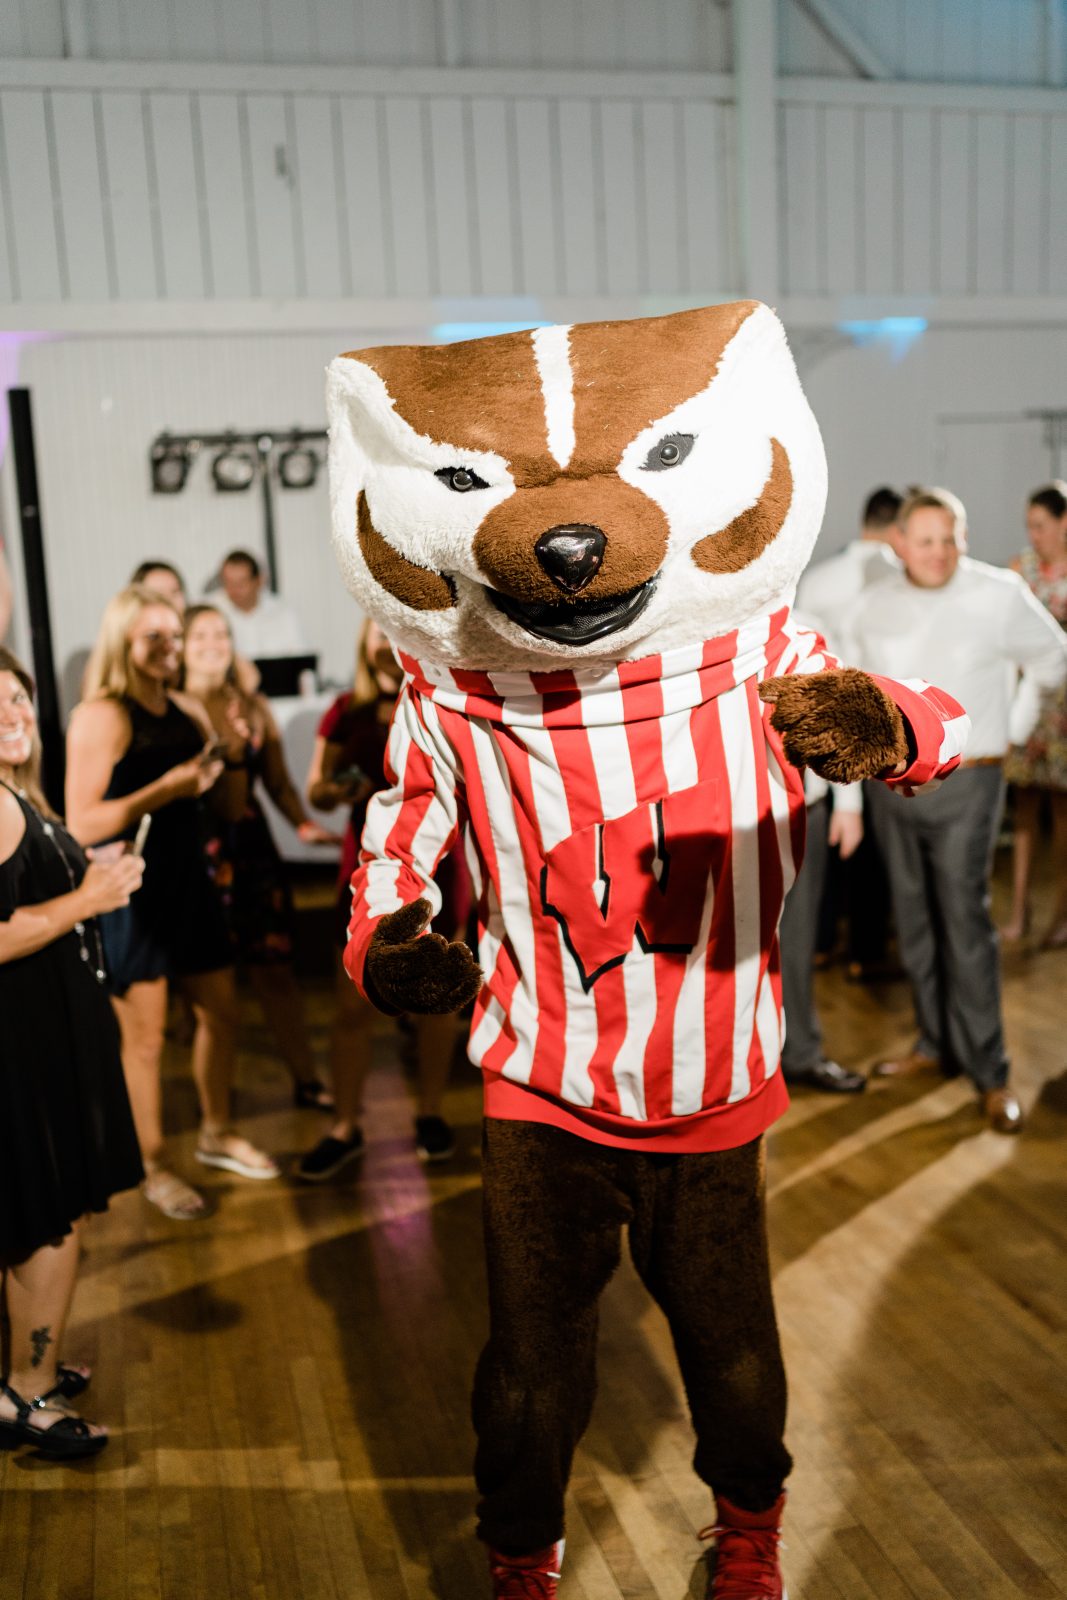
535, 525, 606, 594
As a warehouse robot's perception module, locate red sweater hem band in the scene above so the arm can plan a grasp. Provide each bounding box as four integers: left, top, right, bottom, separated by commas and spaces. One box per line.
482, 1068, 790, 1152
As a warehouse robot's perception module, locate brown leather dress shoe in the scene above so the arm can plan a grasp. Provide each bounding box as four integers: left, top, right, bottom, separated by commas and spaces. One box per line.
983, 1088, 1024, 1134
871, 1051, 940, 1079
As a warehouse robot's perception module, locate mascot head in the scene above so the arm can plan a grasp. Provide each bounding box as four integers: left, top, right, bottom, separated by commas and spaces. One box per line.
327, 301, 826, 671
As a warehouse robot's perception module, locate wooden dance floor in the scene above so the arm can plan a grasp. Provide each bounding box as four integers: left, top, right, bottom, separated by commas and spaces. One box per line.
3, 870, 1066, 1599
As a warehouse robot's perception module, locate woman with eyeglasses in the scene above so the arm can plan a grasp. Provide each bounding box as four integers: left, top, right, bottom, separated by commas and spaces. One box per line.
0, 647, 143, 1458
65, 586, 279, 1220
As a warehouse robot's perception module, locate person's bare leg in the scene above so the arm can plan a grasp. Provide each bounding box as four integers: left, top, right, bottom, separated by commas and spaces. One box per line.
326, 957, 376, 1139
113, 978, 204, 1217
111, 978, 168, 1165
247, 963, 322, 1088
186, 967, 275, 1173
414, 1012, 457, 1118
1003, 787, 1040, 940
0, 1226, 105, 1439
1041, 791, 1067, 946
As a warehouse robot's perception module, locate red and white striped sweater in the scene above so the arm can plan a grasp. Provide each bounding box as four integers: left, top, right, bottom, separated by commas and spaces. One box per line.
346, 609, 968, 1151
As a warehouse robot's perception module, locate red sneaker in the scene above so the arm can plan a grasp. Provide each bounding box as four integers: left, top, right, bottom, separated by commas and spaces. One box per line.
702, 1493, 786, 1599
487, 1540, 564, 1599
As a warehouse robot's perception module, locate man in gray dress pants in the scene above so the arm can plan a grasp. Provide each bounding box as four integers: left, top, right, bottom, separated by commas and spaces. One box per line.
850, 488, 1067, 1133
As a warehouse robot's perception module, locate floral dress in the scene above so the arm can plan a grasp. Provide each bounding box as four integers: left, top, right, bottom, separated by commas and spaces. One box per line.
1004, 548, 1067, 791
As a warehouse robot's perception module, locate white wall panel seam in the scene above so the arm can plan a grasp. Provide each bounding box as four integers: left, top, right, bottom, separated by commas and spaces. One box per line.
505, 96, 525, 297
189, 93, 215, 297
330, 95, 354, 298
43, 91, 70, 300
1004, 113, 1016, 294
891, 105, 903, 294
284, 93, 307, 297
1041, 113, 1052, 295
547, 97, 566, 295
375, 97, 398, 293
92, 90, 119, 298
140, 90, 166, 298
0, 98, 20, 301
460, 96, 482, 296
236, 93, 260, 296
420, 94, 440, 297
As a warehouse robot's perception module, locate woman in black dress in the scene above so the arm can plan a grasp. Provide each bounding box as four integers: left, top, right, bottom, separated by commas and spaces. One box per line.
0, 648, 144, 1458
180, 603, 338, 1107
66, 586, 279, 1221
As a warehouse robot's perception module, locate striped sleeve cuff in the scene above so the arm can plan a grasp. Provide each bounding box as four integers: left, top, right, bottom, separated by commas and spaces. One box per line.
871, 675, 970, 796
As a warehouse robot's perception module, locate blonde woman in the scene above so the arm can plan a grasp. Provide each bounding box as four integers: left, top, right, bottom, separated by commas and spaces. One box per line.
180, 603, 337, 1107
66, 586, 279, 1220
0, 647, 143, 1457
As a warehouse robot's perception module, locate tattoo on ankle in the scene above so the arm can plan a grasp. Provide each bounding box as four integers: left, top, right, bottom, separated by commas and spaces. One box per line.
30, 1326, 53, 1368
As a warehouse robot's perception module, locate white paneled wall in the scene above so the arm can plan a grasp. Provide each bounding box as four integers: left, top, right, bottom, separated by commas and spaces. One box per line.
3, 64, 1065, 316
0, 71, 740, 305
779, 83, 1067, 298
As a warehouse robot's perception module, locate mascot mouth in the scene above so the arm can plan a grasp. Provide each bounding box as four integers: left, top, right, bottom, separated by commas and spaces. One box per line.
486, 579, 658, 644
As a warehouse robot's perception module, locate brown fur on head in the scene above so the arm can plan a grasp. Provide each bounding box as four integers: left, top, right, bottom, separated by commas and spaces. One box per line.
327, 302, 829, 671
759, 669, 910, 783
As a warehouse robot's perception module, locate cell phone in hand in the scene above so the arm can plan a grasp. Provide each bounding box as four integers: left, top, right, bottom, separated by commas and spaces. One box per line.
131, 813, 152, 858
200, 737, 228, 766
333, 763, 369, 789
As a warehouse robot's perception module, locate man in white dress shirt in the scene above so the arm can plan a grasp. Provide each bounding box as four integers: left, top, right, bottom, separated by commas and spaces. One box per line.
209, 549, 310, 662
796, 485, 902, 639
852, 488, 1067, 1132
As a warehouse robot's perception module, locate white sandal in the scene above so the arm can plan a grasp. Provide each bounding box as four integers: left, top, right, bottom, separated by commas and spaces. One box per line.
195, 1133, 280, 1181
141, 1167, 208, 1220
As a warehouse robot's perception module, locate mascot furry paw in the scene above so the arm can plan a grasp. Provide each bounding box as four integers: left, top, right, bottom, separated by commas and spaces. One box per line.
759, 667, 910, 781
366, 898, 483, 1015
325, 301, 968, 1595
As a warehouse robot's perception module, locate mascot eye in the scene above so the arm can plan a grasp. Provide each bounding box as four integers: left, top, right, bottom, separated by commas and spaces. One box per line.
435, 466, 490, 493
640, 433, 695, 472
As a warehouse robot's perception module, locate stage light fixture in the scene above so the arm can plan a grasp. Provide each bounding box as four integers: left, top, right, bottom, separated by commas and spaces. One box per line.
150, 437, 193, 494
278, 440, 321, 489
211, 441, 258, 492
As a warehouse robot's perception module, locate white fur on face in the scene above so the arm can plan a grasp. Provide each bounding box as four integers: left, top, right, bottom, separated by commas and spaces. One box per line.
326, 303, 827, 671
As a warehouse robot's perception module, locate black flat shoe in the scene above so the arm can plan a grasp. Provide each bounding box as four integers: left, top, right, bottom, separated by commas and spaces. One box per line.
296, 1130, 365, 1182
0, 1379, 108, 1460
293, 1077, 335, 1111
784, 1058, 867, 1094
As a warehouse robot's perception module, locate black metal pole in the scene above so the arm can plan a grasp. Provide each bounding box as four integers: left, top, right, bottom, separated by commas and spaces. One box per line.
258, 436, 279, 591
7, 388, 64, 809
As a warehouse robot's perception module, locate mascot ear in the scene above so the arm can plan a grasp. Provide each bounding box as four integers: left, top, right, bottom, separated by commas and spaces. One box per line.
760, 669, 910, 782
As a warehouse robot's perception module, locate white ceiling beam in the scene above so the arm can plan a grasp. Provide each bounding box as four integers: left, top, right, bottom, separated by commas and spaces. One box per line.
732, 0, 780, 304
792, 0, 893, 79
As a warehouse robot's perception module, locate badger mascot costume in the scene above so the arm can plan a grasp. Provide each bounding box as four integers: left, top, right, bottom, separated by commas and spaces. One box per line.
326, 302, 967, 1599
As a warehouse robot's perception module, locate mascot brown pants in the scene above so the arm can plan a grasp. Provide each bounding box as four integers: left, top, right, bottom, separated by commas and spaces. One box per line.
473, 1120, 792, 1557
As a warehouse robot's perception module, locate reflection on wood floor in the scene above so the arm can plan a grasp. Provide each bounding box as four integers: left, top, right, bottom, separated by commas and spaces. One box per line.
3, 870, 1065, 1599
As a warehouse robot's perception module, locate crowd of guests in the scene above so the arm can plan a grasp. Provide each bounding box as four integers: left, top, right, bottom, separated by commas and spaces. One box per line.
2, 484, 1067, 1458
782, 480, 1067, 1137
0, 557, 461, 1455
